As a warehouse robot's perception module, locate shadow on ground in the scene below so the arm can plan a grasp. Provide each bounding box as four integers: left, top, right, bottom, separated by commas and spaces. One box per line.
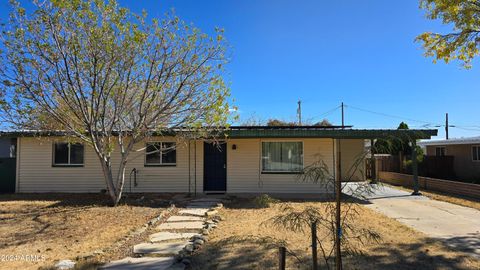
0, 193, 175, 207
437, 233, 480, 259
190, 235, 477, 270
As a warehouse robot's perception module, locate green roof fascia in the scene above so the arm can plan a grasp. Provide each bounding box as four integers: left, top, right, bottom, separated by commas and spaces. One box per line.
224, 129, 438, 140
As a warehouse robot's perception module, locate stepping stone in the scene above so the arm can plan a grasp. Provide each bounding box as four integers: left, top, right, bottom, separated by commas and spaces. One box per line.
101, 256, 174, 270
149, 232, 200, 242
167, 216, 205, 222
157, 221, 205, 230
186, 202, 218, 208
133, 242, 189, 255
178, 208, 210, 216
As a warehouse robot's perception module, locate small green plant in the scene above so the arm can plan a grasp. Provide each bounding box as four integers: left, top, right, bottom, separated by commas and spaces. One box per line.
253, 194, 279, 208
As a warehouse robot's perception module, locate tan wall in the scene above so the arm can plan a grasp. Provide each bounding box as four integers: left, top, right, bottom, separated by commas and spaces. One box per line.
226, 138, 336, 193
426, 144, 480, 181
17, 137, 365, 194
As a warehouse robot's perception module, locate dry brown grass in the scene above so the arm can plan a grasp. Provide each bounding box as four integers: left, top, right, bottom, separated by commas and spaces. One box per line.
0, 193, 170, 270
384, 183, 480, 211
191, 198, 480, 270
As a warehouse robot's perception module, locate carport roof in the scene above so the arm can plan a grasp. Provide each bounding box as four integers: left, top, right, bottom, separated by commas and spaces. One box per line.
0, 126, 438, 140
226, 126, 437, 139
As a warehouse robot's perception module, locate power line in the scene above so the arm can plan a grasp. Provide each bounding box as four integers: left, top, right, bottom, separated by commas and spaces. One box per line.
311, 105, 341, 120
345, 104, 443, 126
345, 104, 480, 133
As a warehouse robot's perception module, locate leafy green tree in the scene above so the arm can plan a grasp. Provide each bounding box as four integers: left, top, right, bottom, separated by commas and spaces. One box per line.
416, 0, 480, 68
0, 0, 232, 205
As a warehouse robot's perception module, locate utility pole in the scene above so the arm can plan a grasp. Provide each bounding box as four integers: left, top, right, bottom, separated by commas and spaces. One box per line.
297, 100, 302, 125
445, 113, 449, 140
341, 102, 344, 128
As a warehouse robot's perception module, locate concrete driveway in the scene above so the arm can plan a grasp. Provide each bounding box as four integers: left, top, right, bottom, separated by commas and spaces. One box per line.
343, 183, 480, 258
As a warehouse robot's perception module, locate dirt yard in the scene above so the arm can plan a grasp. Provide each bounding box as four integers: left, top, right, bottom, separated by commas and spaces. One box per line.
0, 193, 171, 270
191, 198, 480, 270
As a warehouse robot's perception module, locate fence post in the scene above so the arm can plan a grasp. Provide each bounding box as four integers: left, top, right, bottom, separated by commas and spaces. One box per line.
279, 246, 286, 270
311, 221, 318, 270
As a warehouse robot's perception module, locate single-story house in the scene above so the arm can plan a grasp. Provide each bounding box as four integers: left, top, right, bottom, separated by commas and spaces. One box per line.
0, 127, 437, 195
419, 137, 480, 182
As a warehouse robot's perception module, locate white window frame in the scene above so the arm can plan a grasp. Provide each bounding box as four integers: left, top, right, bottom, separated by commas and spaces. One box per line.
144, 142, 177, 166
435, 146, 446, 157
261, 141, 304, 173
472, 145, 480, 162
52, 142, 84, 167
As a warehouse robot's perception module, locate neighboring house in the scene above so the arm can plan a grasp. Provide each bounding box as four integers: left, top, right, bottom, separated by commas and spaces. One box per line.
0, 127, 436, 196
419, 137, 480, 182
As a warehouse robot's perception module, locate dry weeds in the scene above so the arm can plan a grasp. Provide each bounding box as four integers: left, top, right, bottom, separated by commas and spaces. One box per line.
0, 193, 170, 270
191, 198, 480, 270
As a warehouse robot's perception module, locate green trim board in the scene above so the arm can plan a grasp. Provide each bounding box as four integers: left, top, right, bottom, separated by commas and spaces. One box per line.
0, 127, 437, 140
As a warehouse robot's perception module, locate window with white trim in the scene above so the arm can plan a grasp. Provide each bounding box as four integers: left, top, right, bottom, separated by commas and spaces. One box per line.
145, 142, 176, 166
472, 146, 480, 161
261, 142, 303, 172
435, 147, 446, 157
53, 142, 84, 166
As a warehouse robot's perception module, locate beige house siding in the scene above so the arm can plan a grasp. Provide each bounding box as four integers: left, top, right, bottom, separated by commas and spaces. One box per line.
226, 138, 337, 193
17, 137, 201, 193
339, 139, 366, 181
426, 144, 480, 181
17, 137, 365, 194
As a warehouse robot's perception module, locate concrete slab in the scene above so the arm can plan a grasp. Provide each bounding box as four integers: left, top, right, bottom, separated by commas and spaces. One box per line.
101, 256, 174, 270
133, 242, 189, 255
167, 216, 205, 222
178, 208, 209, 216
157, 221, 205, 231
149, 232, 200, 242
344, 182, 480, 258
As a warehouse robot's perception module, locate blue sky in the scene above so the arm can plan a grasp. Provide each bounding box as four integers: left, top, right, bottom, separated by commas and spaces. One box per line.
2, 1, 479, 139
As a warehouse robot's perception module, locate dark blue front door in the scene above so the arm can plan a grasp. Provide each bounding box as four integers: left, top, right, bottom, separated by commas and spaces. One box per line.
203, 142, 227, 192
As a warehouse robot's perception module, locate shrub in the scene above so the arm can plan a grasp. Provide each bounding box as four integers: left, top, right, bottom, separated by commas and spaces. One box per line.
253, 194, 279, 208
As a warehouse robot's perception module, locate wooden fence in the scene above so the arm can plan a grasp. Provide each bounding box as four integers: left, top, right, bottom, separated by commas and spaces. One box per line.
378, 171, 480, 199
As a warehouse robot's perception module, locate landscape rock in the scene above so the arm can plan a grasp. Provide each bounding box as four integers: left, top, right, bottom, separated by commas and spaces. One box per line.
184, 244, 194, 253
55, 259, 75, 270
193, 239, 204, 246
205, 210, 218, 217
202, 229, 210, 235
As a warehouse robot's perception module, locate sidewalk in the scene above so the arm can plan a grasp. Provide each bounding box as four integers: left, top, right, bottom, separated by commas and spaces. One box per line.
343, 183, 480, 258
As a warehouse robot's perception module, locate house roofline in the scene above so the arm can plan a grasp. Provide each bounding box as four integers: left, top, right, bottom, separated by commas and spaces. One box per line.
0, 127, 438, 140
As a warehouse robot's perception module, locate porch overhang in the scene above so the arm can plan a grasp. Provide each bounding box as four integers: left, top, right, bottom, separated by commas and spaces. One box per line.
225, 127, 438, 140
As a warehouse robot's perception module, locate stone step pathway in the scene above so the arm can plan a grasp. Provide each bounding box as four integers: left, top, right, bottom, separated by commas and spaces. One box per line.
149, 232, 200, 242
101, 257, 175, 270
101, 197, 225, 270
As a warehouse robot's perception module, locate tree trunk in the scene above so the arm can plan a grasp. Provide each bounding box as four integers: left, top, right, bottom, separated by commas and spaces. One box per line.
99, 157, 120, 206
113, 161, 127, 206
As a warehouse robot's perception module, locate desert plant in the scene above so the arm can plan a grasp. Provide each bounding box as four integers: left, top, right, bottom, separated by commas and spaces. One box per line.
253, 194, 279, 208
